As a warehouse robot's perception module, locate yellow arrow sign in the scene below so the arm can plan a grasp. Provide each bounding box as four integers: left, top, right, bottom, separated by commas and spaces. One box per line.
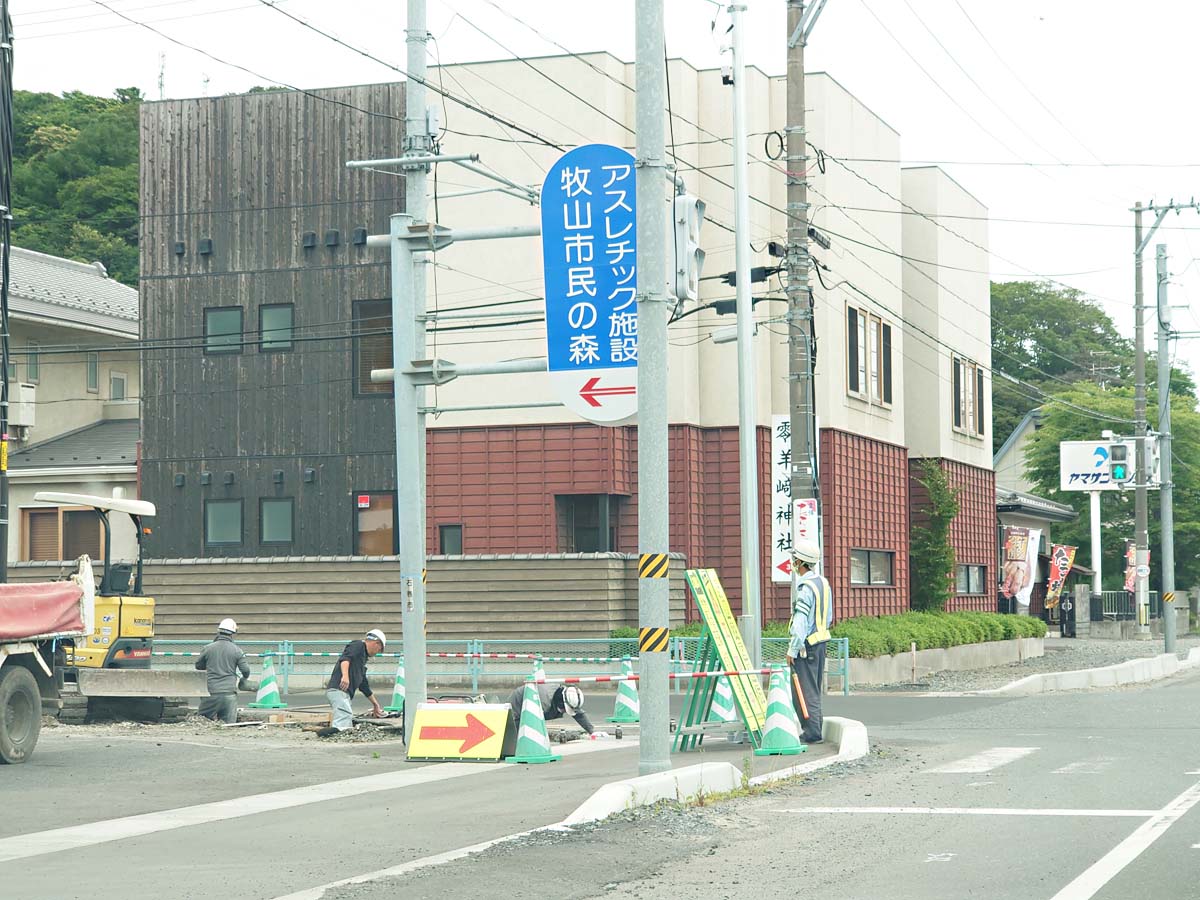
407, 703, 510, 762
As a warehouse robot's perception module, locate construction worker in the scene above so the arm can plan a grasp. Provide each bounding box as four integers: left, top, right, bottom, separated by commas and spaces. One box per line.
317, 629, 386, 738
787, 540, 833, 744
195, 618, 250, 724
507, 681, 594, 736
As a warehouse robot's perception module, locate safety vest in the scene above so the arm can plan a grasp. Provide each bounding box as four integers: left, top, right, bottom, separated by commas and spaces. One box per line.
800, 572, 833, 646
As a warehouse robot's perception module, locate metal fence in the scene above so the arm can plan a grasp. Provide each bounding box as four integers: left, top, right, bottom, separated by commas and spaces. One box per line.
153, 636, 852, 696
1099, 591, 1161, 621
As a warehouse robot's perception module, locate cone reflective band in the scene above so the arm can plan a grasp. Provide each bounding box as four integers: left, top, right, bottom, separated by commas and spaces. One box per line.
607, 657, 640, 724
754, 667, 805, 756
247, 655, 287, 709
707, 675, 737, 723
638, 553, 669, 579
384, 658, 405, 713
531, 656, 546, 683
506, 681, 561, 764
638, 626, 669, 653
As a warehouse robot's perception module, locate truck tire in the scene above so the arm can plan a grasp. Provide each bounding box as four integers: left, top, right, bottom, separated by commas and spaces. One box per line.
0, 666, 42, 764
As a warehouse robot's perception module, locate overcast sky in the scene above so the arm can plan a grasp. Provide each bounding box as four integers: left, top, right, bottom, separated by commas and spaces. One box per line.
17, 0, 1200, 389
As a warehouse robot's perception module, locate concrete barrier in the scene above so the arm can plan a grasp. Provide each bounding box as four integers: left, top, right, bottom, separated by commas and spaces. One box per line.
978, 651, 1197, 697
849, 637, 1044, 686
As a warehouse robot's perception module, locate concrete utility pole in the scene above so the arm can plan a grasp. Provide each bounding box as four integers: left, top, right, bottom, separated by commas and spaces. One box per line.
1156, 244, 1176, 653
635, 0, 671, 776
786, 2, 826, 578
0, 0, 13, 584
1132, 204, 1150, 638
729, 2, 761, 665
394, 0, 434, 737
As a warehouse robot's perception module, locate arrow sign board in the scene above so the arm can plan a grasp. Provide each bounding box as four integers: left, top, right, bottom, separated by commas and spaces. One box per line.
406, 703, 510, 762
541, 143, 638, 425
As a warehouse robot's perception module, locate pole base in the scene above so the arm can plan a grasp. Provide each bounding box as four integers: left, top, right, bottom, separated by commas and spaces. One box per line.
247, 702, 288, 709
505, 753, 562, 765
384, 703, 405, 713
753, 746, 807, 757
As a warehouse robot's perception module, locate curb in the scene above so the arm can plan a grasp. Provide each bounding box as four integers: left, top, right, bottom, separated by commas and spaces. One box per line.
561, 715, 869, 826
968, 646, 1200, 697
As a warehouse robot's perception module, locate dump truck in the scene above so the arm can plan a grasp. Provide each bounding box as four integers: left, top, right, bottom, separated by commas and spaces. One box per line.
0, 556, 95, 763
32, 493, 207, 725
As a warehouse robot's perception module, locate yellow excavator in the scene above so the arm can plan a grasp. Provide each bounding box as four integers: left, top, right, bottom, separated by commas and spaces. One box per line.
32, 492, 207, 724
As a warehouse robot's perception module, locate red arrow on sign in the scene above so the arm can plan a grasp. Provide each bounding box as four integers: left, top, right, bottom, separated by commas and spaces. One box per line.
579, 375, 636, 408
777, 559, 793, 576
418, 714, 496, 753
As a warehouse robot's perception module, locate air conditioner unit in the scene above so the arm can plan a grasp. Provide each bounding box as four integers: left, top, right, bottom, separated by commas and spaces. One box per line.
8, 382, 35, 429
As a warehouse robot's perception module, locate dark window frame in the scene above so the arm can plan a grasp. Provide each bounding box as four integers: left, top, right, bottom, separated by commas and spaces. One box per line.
26, 340, 39, 384
439, 523, 464, 555
956, 563, 987, 595
204, 306, 244, 356
259, 303, 295, 353
86, 352, 98, 393
204, 498, 244, 546
353, 489, 399, 555
259, 497, 295, 545
353, 299, 393, 397
849, 548, 896, 587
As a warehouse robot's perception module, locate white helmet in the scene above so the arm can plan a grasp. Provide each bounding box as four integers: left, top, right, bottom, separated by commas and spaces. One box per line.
790, 539, 822, 568
218, 618, 238, 634
562, 685, 584, 714
365, 628, 387, 650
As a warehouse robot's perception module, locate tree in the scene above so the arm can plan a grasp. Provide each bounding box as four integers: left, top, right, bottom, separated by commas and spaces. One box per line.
910, 460, 961, 612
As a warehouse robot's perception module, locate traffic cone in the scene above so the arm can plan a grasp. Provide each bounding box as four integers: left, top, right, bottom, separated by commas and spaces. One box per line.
247, 654, 288, 709
532, 656, 546, 683
707, 675, 737, 723
384, 657, 405, 713
607, 657, 640, 724
506, 681, 561, 764
753, 667, 805, 756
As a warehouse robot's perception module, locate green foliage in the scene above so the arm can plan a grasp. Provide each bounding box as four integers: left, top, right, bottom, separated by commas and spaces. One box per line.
909, 460, 961, 612
11, 88, 142, 285
762, 620, 792, 638
832, 612, 1047, 658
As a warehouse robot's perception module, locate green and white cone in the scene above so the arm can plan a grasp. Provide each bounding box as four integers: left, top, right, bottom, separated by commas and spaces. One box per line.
707, 675, 737, 723
506, 681, 561, 764
532, 657, 546, 683
247, 654, 288, 709
753, 667, 805, 756
384, 657, 405, 713
607, 656, 640, 724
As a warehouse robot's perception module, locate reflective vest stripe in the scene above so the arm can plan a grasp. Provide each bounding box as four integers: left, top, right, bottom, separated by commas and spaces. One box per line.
804, 574, 832, 645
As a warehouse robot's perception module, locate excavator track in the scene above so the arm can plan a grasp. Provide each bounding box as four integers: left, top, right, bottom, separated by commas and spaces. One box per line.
55, 684, 192, 725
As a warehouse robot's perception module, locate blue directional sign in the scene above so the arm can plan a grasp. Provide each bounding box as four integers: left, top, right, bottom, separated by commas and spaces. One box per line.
541, 144, 638, 424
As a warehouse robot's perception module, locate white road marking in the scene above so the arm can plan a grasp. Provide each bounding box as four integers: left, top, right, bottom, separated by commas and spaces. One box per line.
1050, 779, 1200, 900
0, 763, 505, 864
1053, 757, 1117, 776
929, 747, 1039, 774
925, 853, 956, 863
786, 807, 1157, 817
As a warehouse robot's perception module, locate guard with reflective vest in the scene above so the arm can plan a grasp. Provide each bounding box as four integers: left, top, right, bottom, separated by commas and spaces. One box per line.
787, 540, 833, 744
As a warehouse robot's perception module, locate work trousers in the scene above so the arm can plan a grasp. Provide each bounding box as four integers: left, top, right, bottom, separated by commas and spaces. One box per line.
790, 641, 826, 743
198, 693, 238, 725
325, 688, 355, 731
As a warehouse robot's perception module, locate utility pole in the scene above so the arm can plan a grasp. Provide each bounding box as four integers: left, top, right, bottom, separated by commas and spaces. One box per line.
1156, 244, 1176, 653
1132, 203, 1150, 638
786, 2, 826, 576
0, 0, 13, 584
635, 0, 671, 776
730, 2, 761, 665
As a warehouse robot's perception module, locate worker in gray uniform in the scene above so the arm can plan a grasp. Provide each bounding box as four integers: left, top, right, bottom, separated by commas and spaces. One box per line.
507, 682, 594, 735
195, 618, 251, 724
787, 540, 834, 744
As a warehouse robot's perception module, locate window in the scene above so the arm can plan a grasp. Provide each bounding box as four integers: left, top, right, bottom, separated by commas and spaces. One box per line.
109, 372, 127, 401
556, 495, 620, 552
6, 357, 14, 381
353, 300, 392, 395
849, 549, 895, 586
205, 306, 243, 355
260, 304, 294, 352
956, 564, 986, 595
26, 342, 39, 384
260, 498, 294, 544
953, 356, 985, 437
23, 507, 103, 561
354, 492, 397, 555
204, 499, 243, 545
846, 305, 892, 405
86, 352, 98, 393
439, 524, 463, 554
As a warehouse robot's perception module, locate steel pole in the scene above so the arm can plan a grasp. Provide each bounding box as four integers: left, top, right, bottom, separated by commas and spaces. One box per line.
1133, 203, 1151, 637
0, 0, 13, 582
1156, 244, 1176, 652
1089, 488, 1101, 601
730, 2, 762, 665
635, 0, 671, 776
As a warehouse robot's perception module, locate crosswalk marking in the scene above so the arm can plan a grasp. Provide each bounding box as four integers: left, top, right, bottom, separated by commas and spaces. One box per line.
930, 747, 1039, 774
1053, 757, 1116, 776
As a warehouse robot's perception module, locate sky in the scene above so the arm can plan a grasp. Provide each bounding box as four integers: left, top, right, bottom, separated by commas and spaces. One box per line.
15, 0, 1200, 386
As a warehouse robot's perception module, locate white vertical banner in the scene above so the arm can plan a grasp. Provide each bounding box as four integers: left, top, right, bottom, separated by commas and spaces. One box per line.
771, 415, 793, 583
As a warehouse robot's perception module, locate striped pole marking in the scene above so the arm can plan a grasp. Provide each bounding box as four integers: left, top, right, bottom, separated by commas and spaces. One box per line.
638, 626, 670, 654
638, 553, 669, 579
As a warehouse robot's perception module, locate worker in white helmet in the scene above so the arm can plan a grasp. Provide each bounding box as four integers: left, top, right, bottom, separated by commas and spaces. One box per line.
318, 628, 386, 737
506, 681, 595, 736
195, 618, 250, 724
787, 540, 834, 744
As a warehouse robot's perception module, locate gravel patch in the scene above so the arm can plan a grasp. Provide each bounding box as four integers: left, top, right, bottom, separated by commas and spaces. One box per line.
855, 634, 1200, 693
43, 713, 406, 745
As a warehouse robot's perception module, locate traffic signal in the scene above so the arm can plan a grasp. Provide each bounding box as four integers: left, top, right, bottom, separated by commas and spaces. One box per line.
1109, 443, 1133, 483
673, 194, 706, 303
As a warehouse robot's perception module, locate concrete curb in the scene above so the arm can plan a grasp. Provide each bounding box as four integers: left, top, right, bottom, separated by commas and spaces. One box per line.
969, 647, 1200, 697
561, 715, 870, 826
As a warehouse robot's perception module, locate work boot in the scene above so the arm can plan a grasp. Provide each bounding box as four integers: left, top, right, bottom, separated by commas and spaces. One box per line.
316, 726, 338, 738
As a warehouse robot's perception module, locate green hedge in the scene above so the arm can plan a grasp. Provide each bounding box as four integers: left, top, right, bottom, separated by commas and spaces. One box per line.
830, 611, 1046, 659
